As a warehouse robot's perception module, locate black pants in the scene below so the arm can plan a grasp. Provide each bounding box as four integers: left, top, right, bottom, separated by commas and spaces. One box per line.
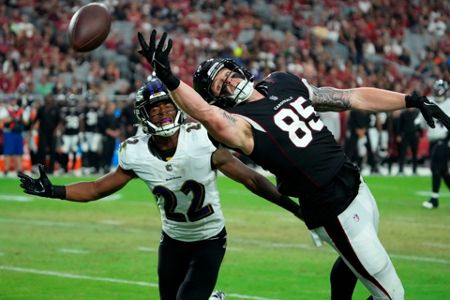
158, 228, 227, 300
430, 140, 450, 194
37, 133, 57, 173
101, 137, 116, 172
398, 134, 418, 173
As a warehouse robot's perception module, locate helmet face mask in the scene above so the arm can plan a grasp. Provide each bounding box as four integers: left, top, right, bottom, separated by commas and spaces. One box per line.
193, 58, 254, 109
135, 79, 184, 137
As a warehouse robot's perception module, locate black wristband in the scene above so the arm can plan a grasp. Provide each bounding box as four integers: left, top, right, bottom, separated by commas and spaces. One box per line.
404, 95, 416, 108
162, 74, 180, 91
51, 185, 66, 199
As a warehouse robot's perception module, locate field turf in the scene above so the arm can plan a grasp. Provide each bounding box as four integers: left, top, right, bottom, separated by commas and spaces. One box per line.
0, 174, 449, 300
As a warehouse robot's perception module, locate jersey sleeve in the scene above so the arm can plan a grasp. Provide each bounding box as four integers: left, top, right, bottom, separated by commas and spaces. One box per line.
118, 138, 137, 170
259, 72, 312, 100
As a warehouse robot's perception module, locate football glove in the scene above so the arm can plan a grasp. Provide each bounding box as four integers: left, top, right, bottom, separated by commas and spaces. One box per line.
137, 30, 180, 91
18, 164, 66, 199
405, 92, 450, 130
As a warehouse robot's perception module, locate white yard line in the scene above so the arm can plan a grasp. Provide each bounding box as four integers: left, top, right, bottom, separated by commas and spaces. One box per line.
0, 265, 280, 300
137, 247, 157, 252
0, 265, 157, 287
415, 191, 450, 197
0, 194, 33, 202
390, 254, 450, 265
58, 248, 89, 254
422, 242, 450, 249
99, 219, 124, 225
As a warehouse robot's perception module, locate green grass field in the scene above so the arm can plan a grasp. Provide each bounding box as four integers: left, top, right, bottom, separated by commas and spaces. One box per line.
1, 174, 449, 300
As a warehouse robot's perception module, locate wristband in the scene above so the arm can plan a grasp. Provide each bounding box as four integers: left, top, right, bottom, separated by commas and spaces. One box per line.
162, 75, 180, 91
52, 185, 66, 199
405, 93, 427, 108
404, 94, 416, 108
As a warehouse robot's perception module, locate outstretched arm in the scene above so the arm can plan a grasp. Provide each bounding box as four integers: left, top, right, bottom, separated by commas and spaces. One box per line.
18, 165, 136, 202
137, 30, 252, 154
310, 86, 450, 130
170, 81, 252, 152
310, 86, 406, 112
212, 147, 303, 220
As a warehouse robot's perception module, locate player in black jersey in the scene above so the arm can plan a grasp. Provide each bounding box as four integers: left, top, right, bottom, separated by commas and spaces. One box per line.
81, 99, 103, 174
137, 30, 450, 300
60, 96, 82, 174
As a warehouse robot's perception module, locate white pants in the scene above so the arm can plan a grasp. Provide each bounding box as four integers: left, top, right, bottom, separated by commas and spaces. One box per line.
81, 132, 102, 152
312, 180, 404, 300
61, 134, 80, 153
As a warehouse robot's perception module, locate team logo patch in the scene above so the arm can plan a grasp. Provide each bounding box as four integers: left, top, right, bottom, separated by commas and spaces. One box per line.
165, 164, 173, 171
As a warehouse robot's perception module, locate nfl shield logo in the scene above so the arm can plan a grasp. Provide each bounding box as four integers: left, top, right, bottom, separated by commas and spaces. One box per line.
165, 164, 173, 171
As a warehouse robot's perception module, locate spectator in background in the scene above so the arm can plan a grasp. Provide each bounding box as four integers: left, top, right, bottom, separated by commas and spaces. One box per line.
100, 100, 120, 173
0, 99, 9, 157
80, 98, 103, 175
120, 94, 138, 139
422, 80, 450, 209
59, 95, 82, 174
1, 96, 25, 176
345, 110, 370, 169
35, 95, 60, 174
397, 108, 421, 175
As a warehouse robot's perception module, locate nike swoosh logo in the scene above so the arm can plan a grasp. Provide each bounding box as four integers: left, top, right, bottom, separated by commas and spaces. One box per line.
36, 181, 46, 193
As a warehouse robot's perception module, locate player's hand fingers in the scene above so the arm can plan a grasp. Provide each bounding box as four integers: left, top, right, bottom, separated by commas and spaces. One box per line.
17, 171, 29, 180
38, 164, 49, 181
163, 38, 173, 55
156, 32, 167, 53
137, 32, 149, 53
149, 29, 157, 50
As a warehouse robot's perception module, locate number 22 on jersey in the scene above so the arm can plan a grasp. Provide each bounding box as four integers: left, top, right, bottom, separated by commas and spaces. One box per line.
274, 96, 324, 148
153, 180, 214, 222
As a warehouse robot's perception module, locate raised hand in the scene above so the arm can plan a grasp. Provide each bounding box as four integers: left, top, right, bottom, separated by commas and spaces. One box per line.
405, 92, 450, 130
18, 164, 65, 199
137, 30, 180, 90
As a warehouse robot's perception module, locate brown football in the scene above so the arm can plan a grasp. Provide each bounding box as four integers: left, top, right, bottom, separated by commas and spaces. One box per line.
68, 3, 111, 52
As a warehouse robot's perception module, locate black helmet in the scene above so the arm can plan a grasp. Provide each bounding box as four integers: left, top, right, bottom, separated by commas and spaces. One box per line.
433, 79, 449, 100
193, 58, 254, 109
134, 77, 184, 136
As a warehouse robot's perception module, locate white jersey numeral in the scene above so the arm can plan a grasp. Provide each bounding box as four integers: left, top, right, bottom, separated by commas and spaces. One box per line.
274, 96, 324, 148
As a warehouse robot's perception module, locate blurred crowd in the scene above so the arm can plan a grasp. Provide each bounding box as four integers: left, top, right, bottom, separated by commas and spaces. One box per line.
0, 0, 449, 176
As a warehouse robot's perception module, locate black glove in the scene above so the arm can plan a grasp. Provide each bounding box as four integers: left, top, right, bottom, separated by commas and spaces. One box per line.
137, 30, 180, 91
18, 164, 66, 199
405, 92, 450, 130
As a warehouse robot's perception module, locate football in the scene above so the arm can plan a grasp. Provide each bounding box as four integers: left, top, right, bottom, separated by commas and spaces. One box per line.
68, 3, 111, 52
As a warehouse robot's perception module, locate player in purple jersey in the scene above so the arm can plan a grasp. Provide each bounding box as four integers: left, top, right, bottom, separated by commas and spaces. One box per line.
137, 29, 450, 300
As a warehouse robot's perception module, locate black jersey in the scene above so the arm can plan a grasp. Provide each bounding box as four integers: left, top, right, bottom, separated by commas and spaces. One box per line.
84, 106, 101, 132
227, 72, 356, 228
61, 106, 81, 135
